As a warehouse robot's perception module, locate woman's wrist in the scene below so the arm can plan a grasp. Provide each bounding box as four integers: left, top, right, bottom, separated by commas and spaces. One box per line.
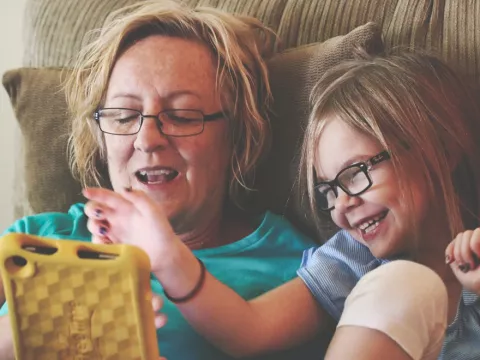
163, 257, 206, 303
151, 241, 203, 299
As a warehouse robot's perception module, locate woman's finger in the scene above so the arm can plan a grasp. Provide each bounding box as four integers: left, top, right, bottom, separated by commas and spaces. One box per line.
84, 200, 114, 221
86, 218, 121, 244
154, 313, 168, 329
151, 295, 164, 313
91, 234, 113, 245
83, 187, 133, 210
87, 218, 109, 237
120, 188, 156, 215
151, 294, 167, 328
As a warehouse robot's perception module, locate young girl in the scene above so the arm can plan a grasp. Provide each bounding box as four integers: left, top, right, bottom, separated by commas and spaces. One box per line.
84, 51, 480, 360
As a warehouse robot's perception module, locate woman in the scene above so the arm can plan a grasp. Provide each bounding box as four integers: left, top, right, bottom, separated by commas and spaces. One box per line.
0, 1, 319, 359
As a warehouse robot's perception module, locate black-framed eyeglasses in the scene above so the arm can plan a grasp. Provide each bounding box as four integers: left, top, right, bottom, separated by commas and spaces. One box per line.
314, 150, 391, 211
93, 108, 224, 137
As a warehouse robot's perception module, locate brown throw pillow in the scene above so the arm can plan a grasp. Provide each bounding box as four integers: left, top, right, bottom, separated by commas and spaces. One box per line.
256, 22, 384, 241
2, 68, 84, 217
2, 22, 383, 242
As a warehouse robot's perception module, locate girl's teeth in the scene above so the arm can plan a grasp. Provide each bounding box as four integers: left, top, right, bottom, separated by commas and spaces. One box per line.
359, 219, 378, 230
358, 212, 388, 232
364, 221, 380, 234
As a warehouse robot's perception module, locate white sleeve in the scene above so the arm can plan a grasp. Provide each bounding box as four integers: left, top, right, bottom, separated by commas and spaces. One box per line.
338, 260, 448, 360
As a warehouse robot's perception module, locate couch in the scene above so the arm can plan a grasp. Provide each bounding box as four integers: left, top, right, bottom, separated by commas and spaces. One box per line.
3, 0, 479, 241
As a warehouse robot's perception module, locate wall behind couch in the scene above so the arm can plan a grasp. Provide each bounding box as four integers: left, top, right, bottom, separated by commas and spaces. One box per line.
0, 0, 28, 230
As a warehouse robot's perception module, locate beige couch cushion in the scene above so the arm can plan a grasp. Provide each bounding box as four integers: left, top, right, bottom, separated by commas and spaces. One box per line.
3, 22, 383, 240
23, 0, 391, 68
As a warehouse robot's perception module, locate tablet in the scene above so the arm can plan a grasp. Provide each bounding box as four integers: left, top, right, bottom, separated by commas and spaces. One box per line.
0, 233, 159, 360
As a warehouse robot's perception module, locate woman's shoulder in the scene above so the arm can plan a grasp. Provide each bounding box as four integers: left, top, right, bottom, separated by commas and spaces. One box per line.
256, 211, 316, 246
2, 203, 89, 239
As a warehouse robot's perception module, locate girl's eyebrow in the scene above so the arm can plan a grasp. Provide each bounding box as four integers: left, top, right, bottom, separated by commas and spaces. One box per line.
337, 154, 372, 171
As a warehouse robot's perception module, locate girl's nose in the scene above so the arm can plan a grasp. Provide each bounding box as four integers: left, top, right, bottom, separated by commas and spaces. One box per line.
334, 187, 361, 213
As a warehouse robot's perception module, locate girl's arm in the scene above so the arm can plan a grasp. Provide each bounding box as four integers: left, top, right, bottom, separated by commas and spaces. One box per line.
157, 245, 333, 356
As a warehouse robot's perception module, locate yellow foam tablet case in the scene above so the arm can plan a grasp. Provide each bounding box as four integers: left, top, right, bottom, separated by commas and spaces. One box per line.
0, 233, 160, 360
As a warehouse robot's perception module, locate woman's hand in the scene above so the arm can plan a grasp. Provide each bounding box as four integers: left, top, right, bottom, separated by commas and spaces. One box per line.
445, 228, 480, 295
83, 187, 202, 301
83, 187, 183, 273
152, 294, 168, 329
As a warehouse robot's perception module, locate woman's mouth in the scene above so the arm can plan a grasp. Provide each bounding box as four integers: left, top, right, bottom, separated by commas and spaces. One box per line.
135, 168, 179, 185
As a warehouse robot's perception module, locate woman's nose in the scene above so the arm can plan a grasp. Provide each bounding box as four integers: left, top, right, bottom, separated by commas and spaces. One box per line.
133, 117, 169, 152
334, 187, 361, 213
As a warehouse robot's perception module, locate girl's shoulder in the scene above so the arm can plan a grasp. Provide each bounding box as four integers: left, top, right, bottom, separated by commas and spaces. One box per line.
304, 231, 380, 266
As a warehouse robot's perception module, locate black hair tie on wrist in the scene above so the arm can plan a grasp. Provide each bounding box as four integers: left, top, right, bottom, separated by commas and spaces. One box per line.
164, 257, 206, 304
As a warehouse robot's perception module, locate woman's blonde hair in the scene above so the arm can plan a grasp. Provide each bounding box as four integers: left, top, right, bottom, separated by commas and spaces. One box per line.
301, 50, 480, 241
65, 0, 276, 206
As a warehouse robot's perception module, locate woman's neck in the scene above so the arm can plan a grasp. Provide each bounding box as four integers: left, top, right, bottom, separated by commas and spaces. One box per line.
177, 208, 254, 250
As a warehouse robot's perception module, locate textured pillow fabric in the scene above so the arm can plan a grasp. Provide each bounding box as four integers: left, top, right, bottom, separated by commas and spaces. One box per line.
2, 68, 84, 217
2, 22, 383, 241
22, 0, 390, 68
257, 22, 384, 240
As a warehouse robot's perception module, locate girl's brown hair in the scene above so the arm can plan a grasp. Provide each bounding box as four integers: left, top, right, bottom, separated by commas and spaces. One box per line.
301, 51, 480, 240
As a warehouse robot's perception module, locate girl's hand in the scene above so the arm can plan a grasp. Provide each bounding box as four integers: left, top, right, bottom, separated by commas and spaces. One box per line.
82, 187, 183, 273
445, 228, 480, 295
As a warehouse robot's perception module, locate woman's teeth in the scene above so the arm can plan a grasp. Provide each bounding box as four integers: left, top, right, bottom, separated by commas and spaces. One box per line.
136, 169, 178, 184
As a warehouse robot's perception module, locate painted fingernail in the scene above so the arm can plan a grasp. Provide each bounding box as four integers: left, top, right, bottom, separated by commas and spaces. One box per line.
445, 255, 452, 265
459, 263, 471, 273
124, 186, 132, 192
94, 208, 102, 218
99, 226, 108, 236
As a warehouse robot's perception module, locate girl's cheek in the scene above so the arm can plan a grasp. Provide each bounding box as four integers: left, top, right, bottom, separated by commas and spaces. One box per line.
331, 211, 349, 230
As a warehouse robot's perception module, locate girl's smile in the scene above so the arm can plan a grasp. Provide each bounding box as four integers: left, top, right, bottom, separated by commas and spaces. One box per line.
314, 116, 431, 259
354, 209, 389, 242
